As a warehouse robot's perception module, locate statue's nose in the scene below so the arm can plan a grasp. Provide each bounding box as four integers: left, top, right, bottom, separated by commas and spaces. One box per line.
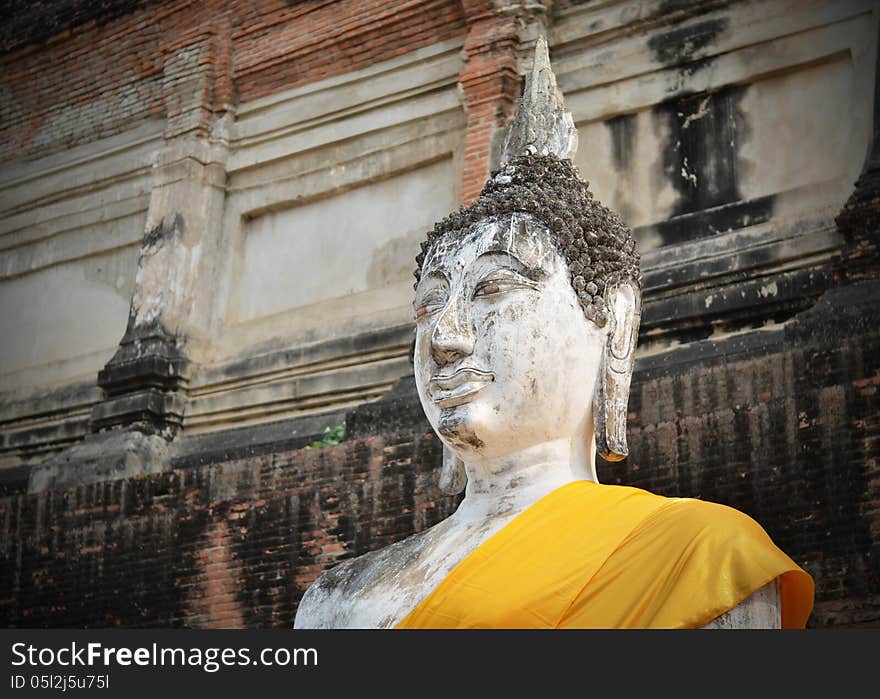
430, 295, 476, 366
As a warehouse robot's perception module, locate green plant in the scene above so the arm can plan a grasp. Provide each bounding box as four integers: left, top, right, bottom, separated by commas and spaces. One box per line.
305, 423, 347, 449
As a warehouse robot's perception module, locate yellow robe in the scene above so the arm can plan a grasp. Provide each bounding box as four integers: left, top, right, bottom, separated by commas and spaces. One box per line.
396, 480, 813, 629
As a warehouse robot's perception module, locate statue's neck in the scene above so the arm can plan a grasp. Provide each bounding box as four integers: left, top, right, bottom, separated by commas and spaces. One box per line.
455, 435, 597, 522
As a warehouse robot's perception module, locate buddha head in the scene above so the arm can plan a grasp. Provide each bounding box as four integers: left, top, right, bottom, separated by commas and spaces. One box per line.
412, 38, 641, 493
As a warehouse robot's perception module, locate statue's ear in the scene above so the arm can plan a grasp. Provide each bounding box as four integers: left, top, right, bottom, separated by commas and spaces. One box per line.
439, 444, 467, 495
593, 281, 641, 462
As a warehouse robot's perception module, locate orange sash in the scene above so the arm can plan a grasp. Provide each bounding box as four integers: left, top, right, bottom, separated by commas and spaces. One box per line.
396, 480, 813, 628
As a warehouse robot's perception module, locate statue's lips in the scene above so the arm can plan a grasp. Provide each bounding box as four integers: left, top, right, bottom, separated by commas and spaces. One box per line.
429, 368, 495, 408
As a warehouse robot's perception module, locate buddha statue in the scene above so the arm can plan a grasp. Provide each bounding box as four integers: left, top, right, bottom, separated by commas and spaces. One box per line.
293, 37, 813, 629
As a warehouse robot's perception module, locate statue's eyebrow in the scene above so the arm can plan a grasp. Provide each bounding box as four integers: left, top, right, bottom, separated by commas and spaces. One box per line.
413, 269, 449, 304
419, 268, 449, 285
473, 249, 542, 279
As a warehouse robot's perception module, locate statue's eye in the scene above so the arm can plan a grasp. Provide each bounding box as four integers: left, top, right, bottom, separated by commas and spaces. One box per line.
474, 270, 536, 297
414, 290, 447, 319
473, 281, 502, 297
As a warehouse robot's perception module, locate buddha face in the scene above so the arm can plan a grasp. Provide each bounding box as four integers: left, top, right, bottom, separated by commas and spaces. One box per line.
413, 213, 608, 461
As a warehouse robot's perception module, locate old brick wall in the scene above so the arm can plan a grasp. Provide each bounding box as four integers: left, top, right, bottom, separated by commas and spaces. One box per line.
0, 0, 467, 160
0, 384, 457, 628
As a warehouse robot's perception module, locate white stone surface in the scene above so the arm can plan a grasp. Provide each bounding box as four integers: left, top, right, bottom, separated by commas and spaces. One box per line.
0, 122, 158, 392
701, 581, 780, 629
573, 43, 871, 232
231, 159, 456, 323
0, 246, 138, 387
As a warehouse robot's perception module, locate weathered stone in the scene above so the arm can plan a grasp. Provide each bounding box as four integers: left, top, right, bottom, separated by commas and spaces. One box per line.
0, 0, 877, 630
27, 428, 170, 494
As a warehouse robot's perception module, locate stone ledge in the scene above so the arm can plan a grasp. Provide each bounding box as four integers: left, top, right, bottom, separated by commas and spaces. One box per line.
636, 279, 880, 379
26, 428, 170, 494
170, 409, 348, 471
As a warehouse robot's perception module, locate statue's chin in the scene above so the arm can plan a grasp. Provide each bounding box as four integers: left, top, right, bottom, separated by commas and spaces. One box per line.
436, 403, 487, 455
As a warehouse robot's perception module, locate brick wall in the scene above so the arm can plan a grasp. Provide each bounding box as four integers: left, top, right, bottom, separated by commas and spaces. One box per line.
232, 0, 467, 104
0, 390, 458, 628
0, 2, 165, 160
0, 0, 467, 161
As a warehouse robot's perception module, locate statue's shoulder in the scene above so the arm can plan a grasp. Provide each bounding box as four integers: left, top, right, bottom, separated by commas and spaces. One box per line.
654, 496, 767, 541
294, 527, 436, 628
592, 483, 765, 543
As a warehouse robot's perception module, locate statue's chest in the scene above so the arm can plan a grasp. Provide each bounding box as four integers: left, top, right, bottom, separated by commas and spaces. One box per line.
342, 524, 498, 628
349, 557, 461, 628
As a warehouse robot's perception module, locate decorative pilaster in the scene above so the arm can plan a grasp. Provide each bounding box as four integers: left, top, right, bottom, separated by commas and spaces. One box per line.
493, 0, 556, 70
25, 6, 235, 490
457, 1, 557, 203
90, 10, 234, 440
458, 1, 521, 203
92, 136, 228, 438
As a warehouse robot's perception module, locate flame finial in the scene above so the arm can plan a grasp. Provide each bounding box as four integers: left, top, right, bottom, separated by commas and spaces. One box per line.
500, 35, 578, 164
